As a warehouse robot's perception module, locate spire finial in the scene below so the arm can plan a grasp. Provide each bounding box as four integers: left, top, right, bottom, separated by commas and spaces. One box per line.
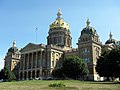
13, 40, 16, 47
109, 31, 112, 40
57, 9, 62, 19
86, 18, 90, 27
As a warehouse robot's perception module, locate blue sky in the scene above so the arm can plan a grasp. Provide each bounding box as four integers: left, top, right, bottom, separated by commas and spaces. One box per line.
0, 0, 120, 69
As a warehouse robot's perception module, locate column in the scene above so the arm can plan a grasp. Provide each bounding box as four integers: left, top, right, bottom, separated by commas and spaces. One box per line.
35, 70, 36, 79
25, 54, 27, 69
19, 56, 21, 70
40, 68, 42, 79
22, 72, 24, 80
26, 71, 28, 80
27, 54, 29, 69
30, 71, 32, 79
23, 54, 25, 70
40, 50, 43, 79
47, 51, 49, 68
40, 50, 42, 68
36, 52, 38, 68
31, 53, 33, 69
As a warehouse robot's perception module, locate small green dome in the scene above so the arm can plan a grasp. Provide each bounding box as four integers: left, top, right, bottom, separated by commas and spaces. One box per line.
8, 40, 19, 53
81, 26, 98, 36
8, 47, 19, 53
105, 32, 116, 44
105, 39, 116, 44
81, 19, 98, 36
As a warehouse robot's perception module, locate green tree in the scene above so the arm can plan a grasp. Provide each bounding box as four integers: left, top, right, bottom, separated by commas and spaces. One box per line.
0, 66, 16, 82
62, 55, 89, 79
52, 68, 64, 79
52, 55, 89, 79
0, 69, 4, 80
96, 48, 120, 80
107, 48, 120, 78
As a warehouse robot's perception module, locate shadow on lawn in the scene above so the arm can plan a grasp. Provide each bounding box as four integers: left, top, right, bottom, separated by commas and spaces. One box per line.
89, 81, 120, 84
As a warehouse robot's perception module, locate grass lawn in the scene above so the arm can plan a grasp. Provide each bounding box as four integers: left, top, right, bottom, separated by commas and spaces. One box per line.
0, 80, 120, 90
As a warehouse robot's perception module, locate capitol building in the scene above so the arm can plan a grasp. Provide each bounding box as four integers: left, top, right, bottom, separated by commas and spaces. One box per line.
4, 10, 120, 81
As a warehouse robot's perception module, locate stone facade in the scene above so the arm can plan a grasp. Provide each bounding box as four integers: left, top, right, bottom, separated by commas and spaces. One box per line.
77, 19, 102, 80
19, 43, 64, 80
5, 10, 118, 81
4, 41, 21, 78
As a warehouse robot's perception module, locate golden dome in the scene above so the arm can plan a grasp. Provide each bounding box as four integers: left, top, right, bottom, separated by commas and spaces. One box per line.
50, 9, 70, 30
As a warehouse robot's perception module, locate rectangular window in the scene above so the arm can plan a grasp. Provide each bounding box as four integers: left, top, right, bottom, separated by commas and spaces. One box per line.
52, 61, 54, 67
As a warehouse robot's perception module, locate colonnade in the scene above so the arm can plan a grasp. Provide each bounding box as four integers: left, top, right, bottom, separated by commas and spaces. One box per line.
19, 50, 51, 80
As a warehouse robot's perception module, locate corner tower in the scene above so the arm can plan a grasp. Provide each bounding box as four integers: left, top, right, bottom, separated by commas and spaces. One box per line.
77, 19, 102, 81
47, 9, 72, 50
4, 41, 21, 78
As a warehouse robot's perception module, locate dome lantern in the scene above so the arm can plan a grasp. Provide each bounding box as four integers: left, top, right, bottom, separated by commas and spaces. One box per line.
109, 32, 113, 40
57, 9, 62, 19
86, 18, 90, 27
13, 40, 16, 47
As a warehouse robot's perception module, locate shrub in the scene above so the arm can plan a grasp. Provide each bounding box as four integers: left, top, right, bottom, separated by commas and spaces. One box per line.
48, 82, 66, 87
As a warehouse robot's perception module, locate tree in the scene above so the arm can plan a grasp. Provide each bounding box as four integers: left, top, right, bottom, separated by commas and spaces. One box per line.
52, 55, 89, 80
62, 55, 89, 79
107, 48, 120, 78
0, 69, 4, 80
52, 68, 64, 79
0, 66, 16, 82
96, 47, 120, 80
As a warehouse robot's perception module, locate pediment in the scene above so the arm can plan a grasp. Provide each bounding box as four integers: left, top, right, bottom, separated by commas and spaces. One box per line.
21, 43, 41, 52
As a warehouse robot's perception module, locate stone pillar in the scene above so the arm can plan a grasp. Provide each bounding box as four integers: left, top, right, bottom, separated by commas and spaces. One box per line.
26, 71, 28, 80
27, 54, 29, 69
35, 70, 36, 79
22, 72, 24, 80
36, 52, 38, 68
31, 53, 33, 69
40, 50, 43, 79
30, 71, 32, 80
40, 68, 42, 79
25, 54, 26, 69
19, 60, 21, 71
47, 51, 49, 68
23, 54, 25, 70
40, 50, 42, 68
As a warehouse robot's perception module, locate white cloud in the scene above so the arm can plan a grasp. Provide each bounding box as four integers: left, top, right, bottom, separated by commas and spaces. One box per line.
0, 55, 4, 70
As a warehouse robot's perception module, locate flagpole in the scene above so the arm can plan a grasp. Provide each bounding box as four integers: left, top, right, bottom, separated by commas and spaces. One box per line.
36, 27, 38, 44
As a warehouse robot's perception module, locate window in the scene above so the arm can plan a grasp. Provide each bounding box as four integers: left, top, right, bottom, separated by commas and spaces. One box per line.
85, 48, 87, 53
52, 52, 54, 57
56, 59, 58, 67
56, 53, 59, 57
83, 48, 89, 53
52, 61, 54, 67
84, 58, 90, 63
